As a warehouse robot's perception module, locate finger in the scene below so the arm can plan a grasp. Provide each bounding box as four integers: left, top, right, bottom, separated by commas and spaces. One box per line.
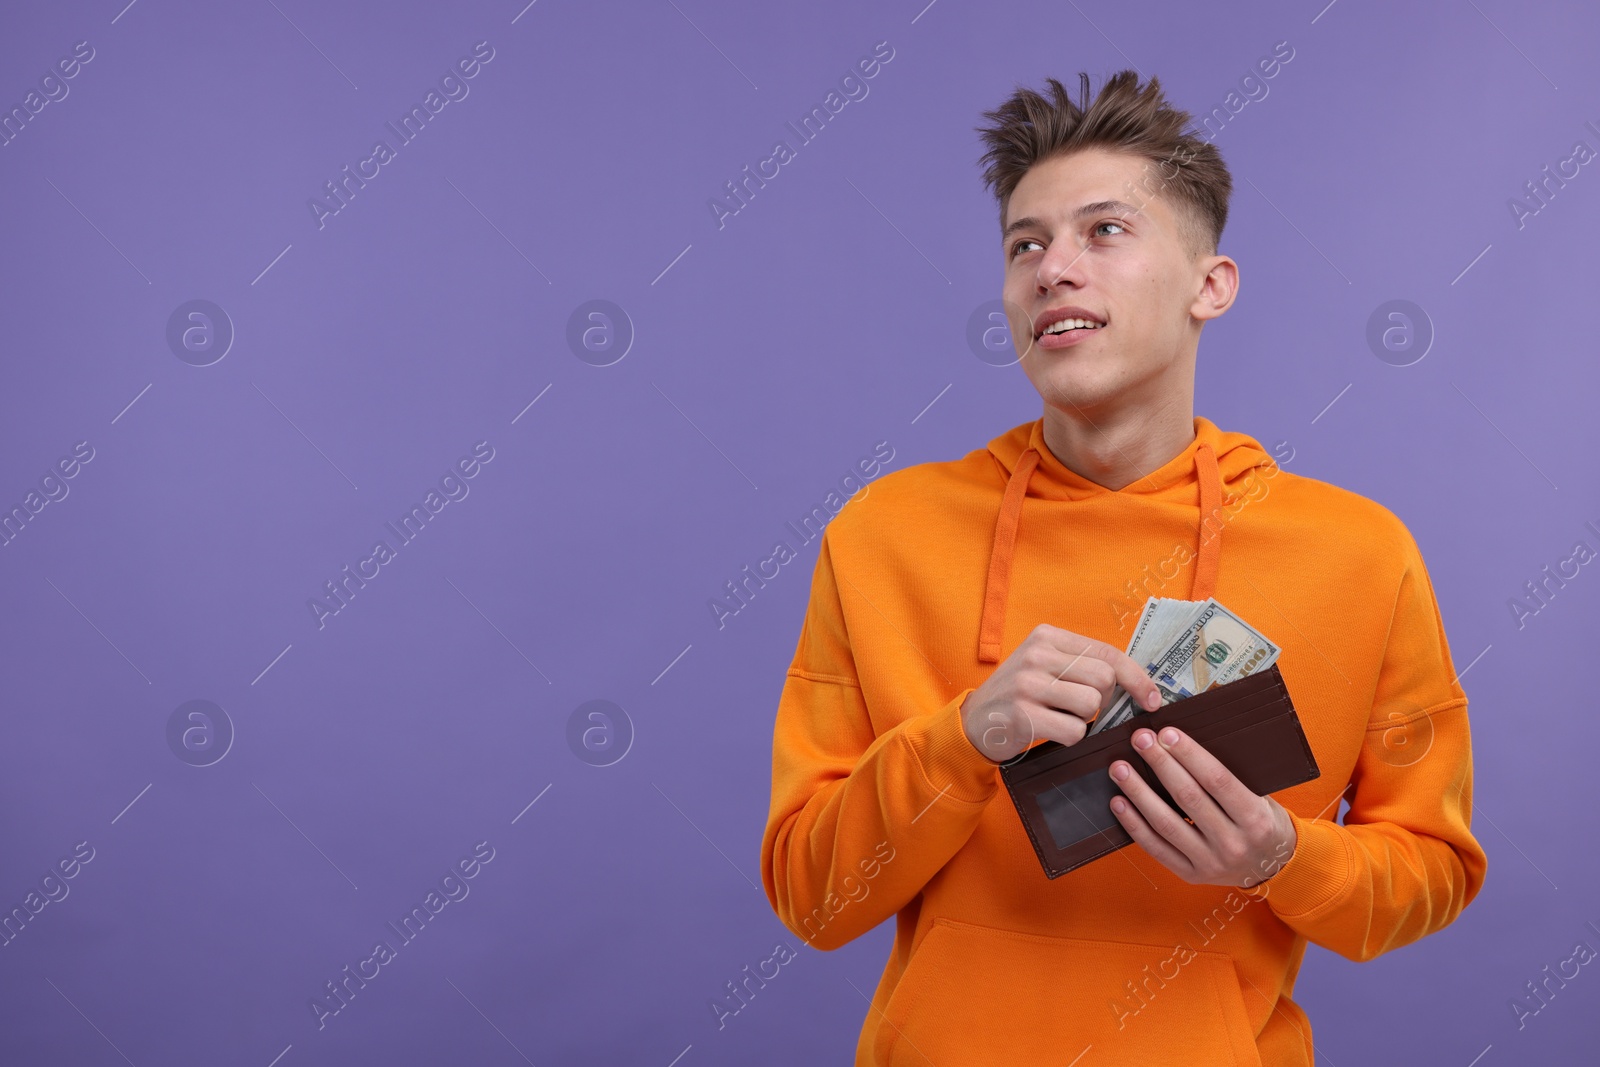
1129, 728, 1231, 839
1142, 726, 1261, 825
1104, 646, 1162, 713
1108, 757, 1207, 864
1109, 789, 1198, 880
1038, 628, 1154, 712
1032, 674, 1102, 723
1036, 638, 1117, 710
1022, 704, 1087, 749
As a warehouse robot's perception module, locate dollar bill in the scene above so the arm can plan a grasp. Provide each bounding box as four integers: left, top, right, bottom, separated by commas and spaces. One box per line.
1089, 596, 1280, 734
1090, 596, 1200, 735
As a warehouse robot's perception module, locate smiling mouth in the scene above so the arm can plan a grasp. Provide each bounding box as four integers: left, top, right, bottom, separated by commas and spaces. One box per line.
1035, 318, 1106, 342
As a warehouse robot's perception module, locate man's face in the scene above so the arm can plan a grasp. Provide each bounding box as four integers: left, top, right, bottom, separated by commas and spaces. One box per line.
1000, 147, 1231, 417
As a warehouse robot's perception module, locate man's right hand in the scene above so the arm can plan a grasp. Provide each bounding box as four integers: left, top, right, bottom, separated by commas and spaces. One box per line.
959, 624, 1162, 764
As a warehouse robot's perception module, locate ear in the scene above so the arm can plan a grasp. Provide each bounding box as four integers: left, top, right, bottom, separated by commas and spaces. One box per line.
1190, 254, 1239, 322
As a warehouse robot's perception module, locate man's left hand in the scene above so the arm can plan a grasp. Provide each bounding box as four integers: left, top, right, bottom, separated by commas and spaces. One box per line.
1107, 725, 1297, 888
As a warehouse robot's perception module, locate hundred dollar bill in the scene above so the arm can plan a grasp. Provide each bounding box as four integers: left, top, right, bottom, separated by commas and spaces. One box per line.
1112, 597, 1280, 728
1139, 597, 1200, 663
1148, 600, 1278, 699
1090, 597, 1280, 734
1126, 599, 1276, 720
1089, 596, 1201, 735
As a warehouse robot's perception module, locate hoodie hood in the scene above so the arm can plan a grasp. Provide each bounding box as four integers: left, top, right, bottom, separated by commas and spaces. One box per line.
977, 416, 1276, 663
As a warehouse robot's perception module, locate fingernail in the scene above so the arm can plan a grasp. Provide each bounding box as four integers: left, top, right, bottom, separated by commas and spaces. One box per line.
1111, 762, 1129, 781
1145, 690, 1160, 710
1133, 730, 1154, 751
1160, 728, 1179, 747
1111, 797, 1126, 814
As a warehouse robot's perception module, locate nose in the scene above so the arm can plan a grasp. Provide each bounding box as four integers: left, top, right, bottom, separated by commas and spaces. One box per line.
1035, 234, 1089, 294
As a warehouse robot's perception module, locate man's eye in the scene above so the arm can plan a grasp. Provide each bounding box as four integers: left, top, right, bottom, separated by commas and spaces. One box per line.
1095, 221, 1126, 237
1010, 238, 1043, 258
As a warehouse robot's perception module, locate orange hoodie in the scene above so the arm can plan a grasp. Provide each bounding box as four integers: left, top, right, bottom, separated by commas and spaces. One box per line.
760, 415, 1487, 1066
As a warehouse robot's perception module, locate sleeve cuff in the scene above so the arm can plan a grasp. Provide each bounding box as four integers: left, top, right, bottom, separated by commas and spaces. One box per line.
1240, 807, 1354, 918
901, 687, 1000, 805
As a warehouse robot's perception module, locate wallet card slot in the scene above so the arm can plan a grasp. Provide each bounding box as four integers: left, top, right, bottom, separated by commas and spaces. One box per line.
1004, 668, 1289, 787
1182, 716, 1318, 794
1127, 714, 1316, 817
1032, 771, 1125, 851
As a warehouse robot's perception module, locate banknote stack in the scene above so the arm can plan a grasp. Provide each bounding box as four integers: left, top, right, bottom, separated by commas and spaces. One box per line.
1088, 597, 1281, 735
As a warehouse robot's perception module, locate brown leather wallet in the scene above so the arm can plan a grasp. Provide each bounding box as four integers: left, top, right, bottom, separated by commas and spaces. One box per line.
998, 664, 1321, 879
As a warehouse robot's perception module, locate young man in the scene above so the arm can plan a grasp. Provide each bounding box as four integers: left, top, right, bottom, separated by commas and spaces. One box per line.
759, 71, 1486, 1065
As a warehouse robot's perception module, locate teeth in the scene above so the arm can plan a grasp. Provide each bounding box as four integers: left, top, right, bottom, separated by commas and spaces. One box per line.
1042, 317, 1102, 335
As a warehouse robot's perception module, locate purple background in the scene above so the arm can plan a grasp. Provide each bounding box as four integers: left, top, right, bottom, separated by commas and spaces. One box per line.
1, 0, 1596, 1063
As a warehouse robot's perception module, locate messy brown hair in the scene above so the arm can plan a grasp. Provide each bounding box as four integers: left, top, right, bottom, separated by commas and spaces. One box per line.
974, 71, 1232, 258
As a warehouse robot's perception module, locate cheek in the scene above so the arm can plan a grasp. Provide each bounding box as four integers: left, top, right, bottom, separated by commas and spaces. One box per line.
1002, 270, 1028, 304
1000, 279, 1033, 340
1138, 273, 1185, 333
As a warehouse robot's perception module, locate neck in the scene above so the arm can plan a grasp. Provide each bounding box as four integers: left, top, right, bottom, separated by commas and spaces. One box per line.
1039, 396, 1196, 491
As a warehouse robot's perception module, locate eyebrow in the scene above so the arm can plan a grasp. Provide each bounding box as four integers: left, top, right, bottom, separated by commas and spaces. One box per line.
1001, 199, 1142, 242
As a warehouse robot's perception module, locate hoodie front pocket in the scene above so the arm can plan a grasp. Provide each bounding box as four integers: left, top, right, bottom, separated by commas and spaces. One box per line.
875, 917, 1263, 1067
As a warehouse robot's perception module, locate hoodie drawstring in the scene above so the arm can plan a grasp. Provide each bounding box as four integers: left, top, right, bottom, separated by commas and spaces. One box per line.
977, 442, 1222, 664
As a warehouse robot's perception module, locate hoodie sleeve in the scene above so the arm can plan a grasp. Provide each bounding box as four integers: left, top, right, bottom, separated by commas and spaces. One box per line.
760, 527, 1002, 951
1240, 524, 1488, 960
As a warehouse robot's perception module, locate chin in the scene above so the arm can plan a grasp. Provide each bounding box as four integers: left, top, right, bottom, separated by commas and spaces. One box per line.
1031, 374, 1121, 413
